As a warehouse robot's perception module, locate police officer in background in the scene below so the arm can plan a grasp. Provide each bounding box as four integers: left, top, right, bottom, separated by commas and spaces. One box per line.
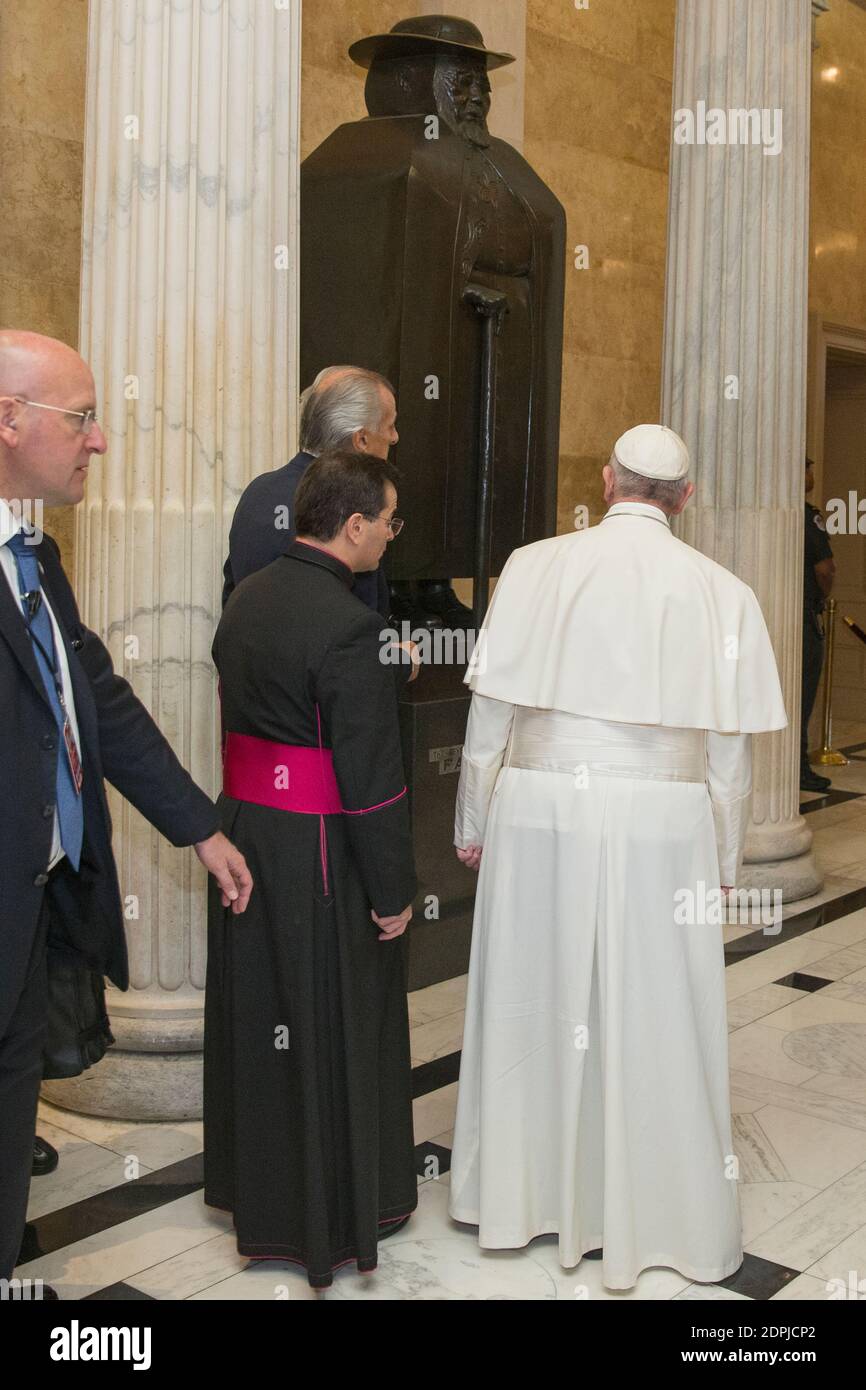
801, 455, 836, 792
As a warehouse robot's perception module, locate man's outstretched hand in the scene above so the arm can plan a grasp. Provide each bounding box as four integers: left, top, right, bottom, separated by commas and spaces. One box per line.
195, 831, 253, 914
456, 845, 482, 872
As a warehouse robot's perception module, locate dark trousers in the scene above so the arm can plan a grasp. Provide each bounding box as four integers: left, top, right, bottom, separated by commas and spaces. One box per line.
801, 613, 826, 772
0, 893, 49, 1281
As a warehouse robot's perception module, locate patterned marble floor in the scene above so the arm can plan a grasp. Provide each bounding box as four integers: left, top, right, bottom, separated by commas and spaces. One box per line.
15, 721, 866, 1300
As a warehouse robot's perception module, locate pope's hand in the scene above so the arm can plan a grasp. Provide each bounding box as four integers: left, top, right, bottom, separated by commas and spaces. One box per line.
371, 904, 413, 941
194, 831, 253, 914
456, 844, 482, 872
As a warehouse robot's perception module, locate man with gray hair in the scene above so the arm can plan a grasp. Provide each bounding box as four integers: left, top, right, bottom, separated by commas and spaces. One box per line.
221, 366, 398, 612
448, 424, 787, 1292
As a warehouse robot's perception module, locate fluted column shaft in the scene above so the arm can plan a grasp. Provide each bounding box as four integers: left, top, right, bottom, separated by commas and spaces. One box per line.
662, 0, 820, 899
43, 0, 302, 1119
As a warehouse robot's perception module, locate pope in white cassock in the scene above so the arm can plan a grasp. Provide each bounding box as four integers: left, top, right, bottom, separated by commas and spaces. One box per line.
449, 424, 787, 1289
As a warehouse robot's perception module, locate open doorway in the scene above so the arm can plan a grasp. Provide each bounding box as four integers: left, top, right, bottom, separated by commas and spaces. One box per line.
807, 318, 866, 746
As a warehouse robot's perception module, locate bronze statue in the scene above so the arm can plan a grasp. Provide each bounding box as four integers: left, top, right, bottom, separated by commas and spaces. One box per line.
300, 15, 566, 629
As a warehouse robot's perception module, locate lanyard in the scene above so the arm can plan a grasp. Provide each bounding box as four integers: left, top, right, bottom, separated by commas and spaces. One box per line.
19, 587, 70, 718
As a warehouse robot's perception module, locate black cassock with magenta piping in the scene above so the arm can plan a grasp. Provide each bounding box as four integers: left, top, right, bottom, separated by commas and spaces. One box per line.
204, 537, 418, 1289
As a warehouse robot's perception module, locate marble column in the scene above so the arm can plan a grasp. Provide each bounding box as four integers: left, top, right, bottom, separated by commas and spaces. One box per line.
41, 0, 302, 1120
661, 0, 821, 900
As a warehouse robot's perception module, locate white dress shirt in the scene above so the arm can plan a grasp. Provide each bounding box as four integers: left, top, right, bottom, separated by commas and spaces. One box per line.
0, 498, 83, 869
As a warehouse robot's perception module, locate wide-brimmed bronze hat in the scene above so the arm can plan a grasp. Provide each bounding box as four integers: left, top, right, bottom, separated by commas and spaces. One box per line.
348, 14, 515, 71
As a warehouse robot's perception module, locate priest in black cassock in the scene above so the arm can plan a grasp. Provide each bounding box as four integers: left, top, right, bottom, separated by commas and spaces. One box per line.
204, 449, 418, 1290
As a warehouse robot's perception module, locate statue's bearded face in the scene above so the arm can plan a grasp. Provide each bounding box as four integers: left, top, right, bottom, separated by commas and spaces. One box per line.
433, 56, 491, 146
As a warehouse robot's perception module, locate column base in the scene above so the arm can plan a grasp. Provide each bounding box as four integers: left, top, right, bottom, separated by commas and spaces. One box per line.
739, 849, 823, 902
41, 1050, 202, 1123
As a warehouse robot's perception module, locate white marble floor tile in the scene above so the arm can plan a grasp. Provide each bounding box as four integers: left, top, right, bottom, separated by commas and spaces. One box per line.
780, 874, 866, 919
800, 800, 866, 830
728, 1022, 821, 1086
672, 1283, 751, 1300
408, 975, 468, 1027
751, 1105, 866, 1188
810, 824, 866, 856
418, 1129, 453, 1184
799, 1071, 866, 1102
126, 1232, 247, 1300
805, 1221, 866, 1290
815, 861, 866, 885
758, 992, 866, 1032
413, 1081, 458, 1144
747, 1161, 866, 1271
410, 1009, 465, 1064
729, 1069, 866, 1130
808, 943, 866, 980
37, 1099, 203, 1169
14, 1192, 232, 1299
723, 923, 757, 943
822, 979, 866, 1004
726, 984, 806, 1032
738, 1179, 821, 1244
27, 1119, 152, 1221
725, 937, 840, 1001
187, 1261, 320, 1300
730, 1091, 768, 1114
770, 1272, 842, 1300
732, 1113, 789, 1181
798, 908, 866, 947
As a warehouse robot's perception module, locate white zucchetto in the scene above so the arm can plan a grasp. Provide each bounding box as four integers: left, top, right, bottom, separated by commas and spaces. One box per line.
613, 423, 690, 481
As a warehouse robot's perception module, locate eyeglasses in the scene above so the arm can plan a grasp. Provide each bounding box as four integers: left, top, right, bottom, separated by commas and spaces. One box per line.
14, 397, 99, 436
364, 512, 404, 537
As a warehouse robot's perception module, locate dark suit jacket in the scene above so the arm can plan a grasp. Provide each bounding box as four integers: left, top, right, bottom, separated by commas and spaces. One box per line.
221, 451, 390, 616
0, 534, 219, 1037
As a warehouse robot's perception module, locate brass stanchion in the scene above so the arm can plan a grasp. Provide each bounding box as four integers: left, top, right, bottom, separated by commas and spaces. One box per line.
812, 597, 849, 767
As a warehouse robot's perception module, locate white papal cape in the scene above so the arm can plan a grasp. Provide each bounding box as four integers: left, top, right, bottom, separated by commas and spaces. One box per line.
449, 502, 787, 1288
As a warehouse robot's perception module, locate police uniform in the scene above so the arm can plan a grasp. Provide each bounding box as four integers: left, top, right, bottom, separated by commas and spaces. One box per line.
802, 501, 833, 781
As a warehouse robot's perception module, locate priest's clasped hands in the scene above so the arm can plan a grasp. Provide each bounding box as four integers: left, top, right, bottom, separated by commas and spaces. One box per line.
371, 905, 413, 940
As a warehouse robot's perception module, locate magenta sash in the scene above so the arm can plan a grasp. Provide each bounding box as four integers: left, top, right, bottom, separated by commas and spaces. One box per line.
222, 732, 343, 814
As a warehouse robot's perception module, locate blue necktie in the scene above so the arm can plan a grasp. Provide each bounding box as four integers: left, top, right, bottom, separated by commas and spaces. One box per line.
7, 529, 83, 870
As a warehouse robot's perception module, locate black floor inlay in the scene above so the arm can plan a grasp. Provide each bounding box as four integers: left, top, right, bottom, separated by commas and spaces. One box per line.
717, 1252, 801, 1300
17, 1153, 205, 1266
83, 1282, 157, 1300
724, 882, 866, 969
411, 1050, 461, 1098
774, 971, 835, 992
414, 1139, 452, 1180
800, 788, 864, 813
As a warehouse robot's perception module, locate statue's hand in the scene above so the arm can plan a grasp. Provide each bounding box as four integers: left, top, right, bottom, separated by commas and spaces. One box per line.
462, 283, 509, 319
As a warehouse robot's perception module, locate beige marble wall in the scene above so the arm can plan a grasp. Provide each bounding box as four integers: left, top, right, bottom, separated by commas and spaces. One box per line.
301, 1, 414, 158
0, 0, 88, 564
810, 1, 866, 329
525, 0, 676, 532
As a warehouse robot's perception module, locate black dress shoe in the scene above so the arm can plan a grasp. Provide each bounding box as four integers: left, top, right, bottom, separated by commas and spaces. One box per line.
800, 769, 832, 793
32, 1136, 59, 1177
